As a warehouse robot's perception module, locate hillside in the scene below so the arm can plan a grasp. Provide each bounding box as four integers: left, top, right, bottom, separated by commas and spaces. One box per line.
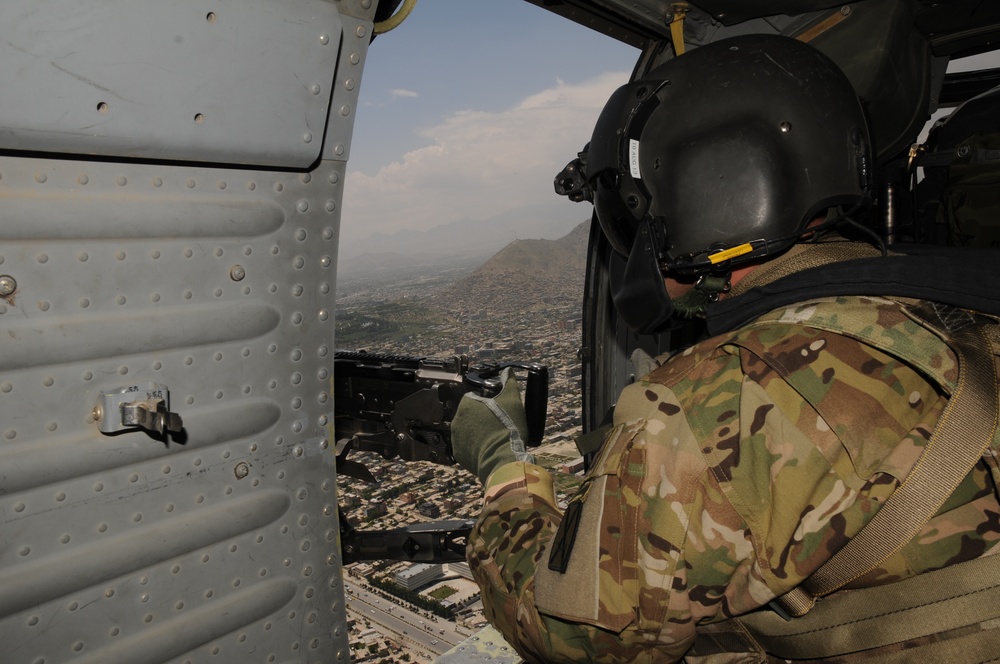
443, 219, 590, 316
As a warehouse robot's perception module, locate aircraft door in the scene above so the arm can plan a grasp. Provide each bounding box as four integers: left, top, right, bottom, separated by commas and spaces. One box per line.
0, 1, 374, 662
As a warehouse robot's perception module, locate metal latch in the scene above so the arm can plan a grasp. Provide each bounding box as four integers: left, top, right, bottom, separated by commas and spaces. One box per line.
95, 383, 183, 435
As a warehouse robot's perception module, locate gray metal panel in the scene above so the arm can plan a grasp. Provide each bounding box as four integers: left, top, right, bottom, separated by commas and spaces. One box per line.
0, 0, 377, 660
321, 11, 371, 164
0, 154, 351, 664
0, 0, 341, 168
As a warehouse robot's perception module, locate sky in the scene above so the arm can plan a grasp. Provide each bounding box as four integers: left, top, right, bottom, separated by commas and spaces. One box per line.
339, 0, 639, 253
338, 1, 1000, 256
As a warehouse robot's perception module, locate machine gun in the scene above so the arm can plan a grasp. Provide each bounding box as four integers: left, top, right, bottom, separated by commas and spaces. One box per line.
334, 350, 549, 562
334, 350, 548, 473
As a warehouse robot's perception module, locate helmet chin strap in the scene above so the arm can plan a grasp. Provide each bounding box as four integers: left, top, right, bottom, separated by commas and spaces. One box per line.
608, 218, 677, 335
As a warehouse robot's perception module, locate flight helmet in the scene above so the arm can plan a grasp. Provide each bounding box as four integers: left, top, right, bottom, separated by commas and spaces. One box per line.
587, 34, 872, 332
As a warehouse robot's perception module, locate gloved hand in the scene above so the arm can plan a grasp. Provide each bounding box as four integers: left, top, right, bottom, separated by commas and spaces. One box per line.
451, 368, 535, 484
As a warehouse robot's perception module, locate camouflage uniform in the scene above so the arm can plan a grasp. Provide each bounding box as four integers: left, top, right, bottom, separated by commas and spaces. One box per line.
466, 292, 1000, 663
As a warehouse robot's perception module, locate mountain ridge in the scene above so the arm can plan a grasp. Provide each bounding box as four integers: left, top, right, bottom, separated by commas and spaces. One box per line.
444, 219, 590, 314
338, 203, 587, 279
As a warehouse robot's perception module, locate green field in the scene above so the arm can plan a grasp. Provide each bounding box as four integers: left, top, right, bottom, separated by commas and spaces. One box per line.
428, 585, 458, 600
335, 301, 453, 346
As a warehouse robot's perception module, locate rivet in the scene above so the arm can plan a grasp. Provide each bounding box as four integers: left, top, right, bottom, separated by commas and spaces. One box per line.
779, 121, 793, 133
297, 199, 309, 213
230, 265, 246, 281
840, 5, 852, 15
319, 34, 330, 45
335, 144, 345, 156
0, 275, 16, 296
345, 78, 356, 91
234, 462, 250, 480
350, 52, 360, 65
35, 173, 47, 184
303, 132, 313, 144
340, 104, 351, 117
310, 84, 321, 95
356, 25, 366, 38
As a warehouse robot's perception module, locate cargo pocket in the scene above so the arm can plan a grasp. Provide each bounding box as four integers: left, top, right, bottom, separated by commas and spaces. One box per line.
534, 422, 643, 633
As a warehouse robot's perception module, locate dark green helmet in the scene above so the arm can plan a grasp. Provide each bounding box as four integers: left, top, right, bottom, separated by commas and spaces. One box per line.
589, 34, 872, 274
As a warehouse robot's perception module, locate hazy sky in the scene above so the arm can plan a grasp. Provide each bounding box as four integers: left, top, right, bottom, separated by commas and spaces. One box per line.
339, 1, 1000, 253
340, 1, 639, 250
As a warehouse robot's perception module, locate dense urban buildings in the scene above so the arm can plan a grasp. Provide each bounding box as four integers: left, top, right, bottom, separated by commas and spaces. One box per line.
336, 224, 589, 661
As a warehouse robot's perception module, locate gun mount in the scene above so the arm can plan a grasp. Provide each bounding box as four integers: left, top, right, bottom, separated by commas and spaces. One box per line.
333, 350, 548, 469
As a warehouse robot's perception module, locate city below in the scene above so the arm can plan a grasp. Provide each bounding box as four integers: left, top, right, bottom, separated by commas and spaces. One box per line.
335, 223, 589, 662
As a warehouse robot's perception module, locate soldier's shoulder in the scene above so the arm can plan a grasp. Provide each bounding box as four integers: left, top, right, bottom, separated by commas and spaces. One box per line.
645, 295, 923, 387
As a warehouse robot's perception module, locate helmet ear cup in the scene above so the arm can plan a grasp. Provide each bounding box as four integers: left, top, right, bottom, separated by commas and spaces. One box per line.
607, 219, 675, 334
593, 181, 636, 257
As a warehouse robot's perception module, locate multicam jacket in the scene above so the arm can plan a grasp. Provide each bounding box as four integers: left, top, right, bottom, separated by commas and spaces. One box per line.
466, 294, 1000, 663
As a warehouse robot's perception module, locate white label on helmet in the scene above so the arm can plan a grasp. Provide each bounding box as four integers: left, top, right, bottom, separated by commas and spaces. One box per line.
629, 139, 642, 179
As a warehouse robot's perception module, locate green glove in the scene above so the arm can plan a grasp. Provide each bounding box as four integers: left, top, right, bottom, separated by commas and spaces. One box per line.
451, 368, 534, 484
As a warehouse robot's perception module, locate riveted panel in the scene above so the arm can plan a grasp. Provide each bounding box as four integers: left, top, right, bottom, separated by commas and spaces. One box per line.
0, 1, 373, 661
0, 154, 351, 664
0, 0, 342, 168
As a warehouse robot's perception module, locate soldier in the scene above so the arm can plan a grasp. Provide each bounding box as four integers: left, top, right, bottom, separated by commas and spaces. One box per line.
452, 35, 1000, 662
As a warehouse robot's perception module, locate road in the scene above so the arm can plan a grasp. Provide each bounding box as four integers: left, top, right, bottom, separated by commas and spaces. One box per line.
343, 577, 467, 658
